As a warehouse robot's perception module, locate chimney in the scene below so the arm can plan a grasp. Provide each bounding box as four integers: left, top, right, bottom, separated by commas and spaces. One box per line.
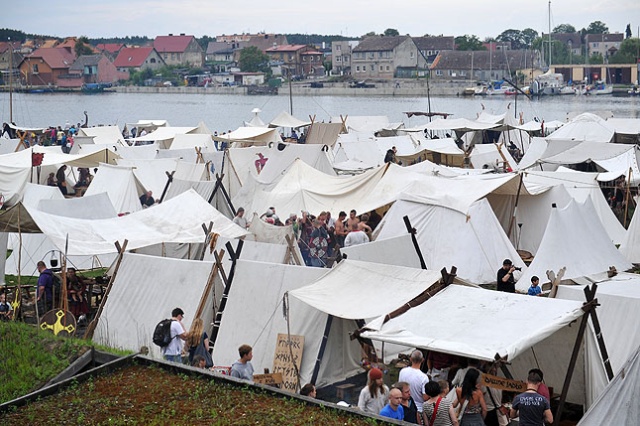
169, 33, 173, 36
180, 33, 185, 36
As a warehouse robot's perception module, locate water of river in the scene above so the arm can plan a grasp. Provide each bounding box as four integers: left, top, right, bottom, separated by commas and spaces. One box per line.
2, 91, 638, 133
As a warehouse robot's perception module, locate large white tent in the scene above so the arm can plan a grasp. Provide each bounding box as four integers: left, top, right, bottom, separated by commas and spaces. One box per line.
84, 163, 146, 214
516, 199, 632, 291
340, 234, 423, 269
546, 113, 615, 143
3, 189, 248, 255
374, 197, 525, 284
93, 253, 216, 359
361, 284, 598, 405
269, 111, 312, 129
557, 273, 640, 406
78, 125, 126, 145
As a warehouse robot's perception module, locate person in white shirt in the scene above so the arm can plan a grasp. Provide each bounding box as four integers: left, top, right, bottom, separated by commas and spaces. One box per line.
233, 207, 248, 229
344, 223, 369, 247
399, 349, 429, 414
162, 308, 187, 363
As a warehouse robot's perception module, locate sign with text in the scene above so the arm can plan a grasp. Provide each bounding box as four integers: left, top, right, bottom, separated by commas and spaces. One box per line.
481, 373, 527, 393
253, 373, 283, 387
273, 333, 304, 393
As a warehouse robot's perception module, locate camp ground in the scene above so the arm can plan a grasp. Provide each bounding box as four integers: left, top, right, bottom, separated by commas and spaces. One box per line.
3, 108, 640, 424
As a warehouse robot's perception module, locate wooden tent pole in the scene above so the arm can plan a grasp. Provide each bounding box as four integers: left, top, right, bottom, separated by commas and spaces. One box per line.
207, 173, 223, 203
217, 173, 236, 216
553, 285, 598, 426
193, 249, 224, 321
623, 167, 632, 228
209, 240, 243, 347
310, 314, 333, 385
507, 172, 524, 241
197, 221, 214, 261
84, 240, 128, 339
403, 215, 427, 269
158, 171, 175, 203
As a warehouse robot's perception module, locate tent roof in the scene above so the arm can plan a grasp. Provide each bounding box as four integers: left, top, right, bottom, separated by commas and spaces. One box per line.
330, 116, 390, 133
0, 189, 248, 255
130, 126, 196, 142
546, 113, 615, 143
289, 259, 442, 319
37, 192, 117, 219
361, 284, 585, 361
84, 163, 146, 214
78, 125, 126, 145
269, 111, 312, 128
540, 142, 636, 165
423, 117, 500, 132
0, 146, 120, 168
516, 198, 632, 291
169, 133, 215, 150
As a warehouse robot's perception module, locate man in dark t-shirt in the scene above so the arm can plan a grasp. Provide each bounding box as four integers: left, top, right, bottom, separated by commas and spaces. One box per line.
510, 371, 553, 426
497, 258, 516, 293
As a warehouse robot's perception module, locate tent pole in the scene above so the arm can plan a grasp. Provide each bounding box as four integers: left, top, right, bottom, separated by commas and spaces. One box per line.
158, 171, 175, 204
207, 173, 223, 204
197, 222, 214, 261
623, 167, 632, 228
210, 240, 244, 347
507, 172, 524, 241
403, 216, 427, 270
216, 173, 236, 216
493, 354, 514, 380
553, 284, 598, 426
84, 239, 128, 340
193, 249, 224, 321
310, 314, 333, 385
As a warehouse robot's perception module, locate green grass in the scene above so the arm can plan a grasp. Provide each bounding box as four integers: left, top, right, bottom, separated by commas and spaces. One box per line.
0, 321, 131, 403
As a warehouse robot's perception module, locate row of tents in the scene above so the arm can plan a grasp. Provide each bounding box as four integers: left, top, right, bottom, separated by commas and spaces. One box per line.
2, 108, 640, 423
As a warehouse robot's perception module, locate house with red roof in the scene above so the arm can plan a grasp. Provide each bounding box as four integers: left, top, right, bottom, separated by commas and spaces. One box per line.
153, 34, 204, 67
114, 47, 165, 79
18, 47, 76, 86
265, 44, 323, 78
96, 43, 126, 59
57, 54, 118, 88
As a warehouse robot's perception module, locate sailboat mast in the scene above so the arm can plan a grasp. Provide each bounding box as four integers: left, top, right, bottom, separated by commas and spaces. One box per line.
8, 37, 13, 123
548, 1, 552, 69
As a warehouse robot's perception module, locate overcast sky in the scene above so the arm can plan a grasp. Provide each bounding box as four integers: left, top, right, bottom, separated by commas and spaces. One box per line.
6, 0, 637, 40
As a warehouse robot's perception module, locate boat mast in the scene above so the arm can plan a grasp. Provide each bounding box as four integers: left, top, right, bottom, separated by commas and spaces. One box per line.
8, 37, 13, 123
548, 1, 552, 70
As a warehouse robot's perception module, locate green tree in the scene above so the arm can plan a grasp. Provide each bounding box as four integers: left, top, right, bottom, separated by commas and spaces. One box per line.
364, 31, 377, 37
584, 21, 609, 34
552, 24, 576, 33
521, 28, 539, 48
238, 46, 270, 74
455, 35, 486, 51
197, 35, 214, 51
588, 52, 604, 64
74, 36, 93, 57
497, 29, 524, 49
383, 28, 399, 37
609, 38, 640, 63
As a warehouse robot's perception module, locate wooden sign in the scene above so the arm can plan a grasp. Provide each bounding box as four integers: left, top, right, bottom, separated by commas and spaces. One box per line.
273, 333, 304, 393
481, 373, 526, 393
253, 373, 283, 387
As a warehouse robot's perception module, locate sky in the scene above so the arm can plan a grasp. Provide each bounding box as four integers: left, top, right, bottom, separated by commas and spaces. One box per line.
5, 0, 638, 41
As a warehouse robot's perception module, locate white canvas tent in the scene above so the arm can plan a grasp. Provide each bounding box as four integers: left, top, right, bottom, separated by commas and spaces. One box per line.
215, 127, 282, 147
269, 111, 312, 129
93, 253, 216, 359
340, 234, 423, 269
374, 197, 524, 284
578, 344, 640, 425
84, 163, 146, 214
558, 273, 640, 406
546, 113, 615, 143
169, 133, 215, 151
516, 199, 632, 291
361, 284, 598, 405
78, 125, 126, 145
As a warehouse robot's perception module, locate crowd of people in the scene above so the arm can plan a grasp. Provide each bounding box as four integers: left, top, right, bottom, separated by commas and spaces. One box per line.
233, 206, 382, 268
352, 350, 552, 426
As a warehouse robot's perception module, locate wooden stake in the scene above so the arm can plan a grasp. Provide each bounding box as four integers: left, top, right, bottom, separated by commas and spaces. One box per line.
84, 240, 128, 340
158, 171, 175, 203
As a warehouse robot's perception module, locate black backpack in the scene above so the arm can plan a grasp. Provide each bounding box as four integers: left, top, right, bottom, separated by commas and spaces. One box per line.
152, 319, 174, 347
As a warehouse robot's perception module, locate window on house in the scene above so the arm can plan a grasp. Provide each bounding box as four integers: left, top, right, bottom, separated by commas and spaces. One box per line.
336, 56, 341, 63
33, 64, 39, 73
410, 52, 414, 58
379, 65, 383, 71
460, 70, 466, 76
369, 52, 374, 59
386, 65, 390, 71
436, 70, 442, 76
379, 52, 383, 58
150, 58, 156, 63
370, 64, 374, 71
337, 45, 341, 51
448, 70, 453, 76
356, 66, 360, 72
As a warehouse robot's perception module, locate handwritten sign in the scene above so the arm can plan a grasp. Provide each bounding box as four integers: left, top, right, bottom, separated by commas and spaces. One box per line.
253, 373, 283, 387
273, 333, 304, 393
481, 373, 526, 393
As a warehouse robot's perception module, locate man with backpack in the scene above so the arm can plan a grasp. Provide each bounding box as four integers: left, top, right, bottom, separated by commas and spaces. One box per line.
161, 308, 187, 363
37, 261, 55, 314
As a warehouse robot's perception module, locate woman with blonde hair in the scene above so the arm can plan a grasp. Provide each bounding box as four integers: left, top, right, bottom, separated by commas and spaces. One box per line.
185, 318, 210, 365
